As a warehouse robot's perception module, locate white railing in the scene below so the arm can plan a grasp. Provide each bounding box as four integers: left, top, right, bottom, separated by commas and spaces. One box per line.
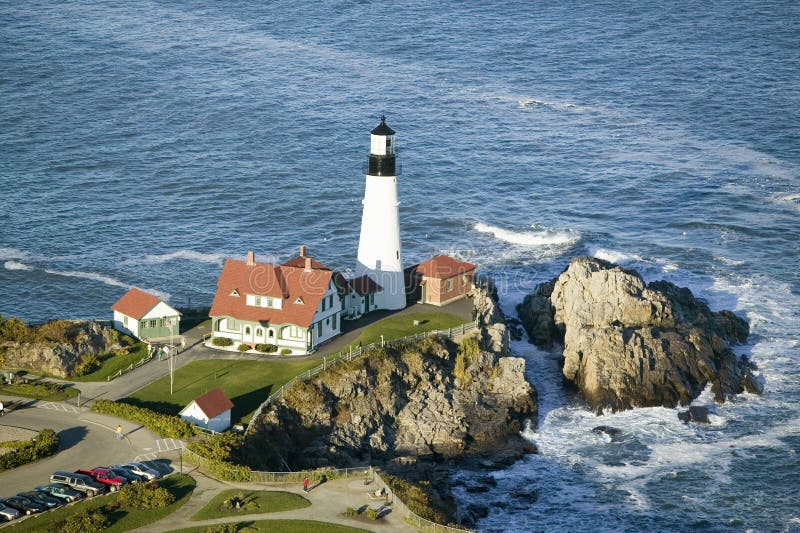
246, 320, 478, 430
106, 353, 155, 381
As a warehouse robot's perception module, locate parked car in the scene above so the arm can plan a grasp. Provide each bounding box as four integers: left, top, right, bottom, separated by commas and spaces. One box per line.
0, 496, 45, 515
17, 491, 61, 510
49, 471, 106, 497
0, 502, 20, 522
102, 466, 143, 484
115, 462, 161, 481
35, 483, 84, 502
76, 468, 126, 492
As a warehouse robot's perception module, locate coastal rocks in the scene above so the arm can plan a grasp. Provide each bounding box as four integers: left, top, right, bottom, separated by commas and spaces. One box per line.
517, 257, 761, 413
0, 320, 121, 378
472, 286, 509, 355
244, 333, 537, 471
592, 425, 622, 438
678, 406, 711, 424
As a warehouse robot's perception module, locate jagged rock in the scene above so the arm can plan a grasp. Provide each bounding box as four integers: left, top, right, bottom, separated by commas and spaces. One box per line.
0, 321, 121, 378
678, 406, 711, 424
473, 287, 509, 355
518, 257, 762, 413
592, 425, 622, 437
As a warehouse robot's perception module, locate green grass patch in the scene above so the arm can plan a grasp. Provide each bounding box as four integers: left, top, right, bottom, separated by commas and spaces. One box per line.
2, 474, 196, 533
190, 490, 309, 521
0, 380, 79, 401
71, 342, 149, 382
351, 311, 465, 347
169, 519, 371, 533
122, 359, 318, 424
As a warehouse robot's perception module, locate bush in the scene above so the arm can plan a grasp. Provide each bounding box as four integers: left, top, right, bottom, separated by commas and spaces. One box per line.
205, 524, 239, 533
58, 509, 108, 533
280, 348, 292, 356
237, 343, 250, 352
186, 434, 251, 482
212, 336, 233, 347
74, 353, 101, 376
255, 343, 277, 353
0, 316, 32, 343
0, 429, 59, 471
365, 508, 379, 520
91, 399, 198, 439
345, 507, 357, 517
118, 480, 176, 509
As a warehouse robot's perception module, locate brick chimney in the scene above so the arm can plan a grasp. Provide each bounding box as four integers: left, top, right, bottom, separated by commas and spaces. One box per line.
246, 251, 255, 266
304, 257, 312, 271
299, 245, 306, 257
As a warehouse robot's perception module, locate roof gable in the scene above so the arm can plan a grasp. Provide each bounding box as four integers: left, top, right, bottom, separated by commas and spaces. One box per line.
187, 388, 233, 419
415, 255, 476, 279
112, 288, 162, 320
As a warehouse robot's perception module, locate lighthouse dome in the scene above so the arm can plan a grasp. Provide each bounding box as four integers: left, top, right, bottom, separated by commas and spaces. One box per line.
371, 115, 395, 136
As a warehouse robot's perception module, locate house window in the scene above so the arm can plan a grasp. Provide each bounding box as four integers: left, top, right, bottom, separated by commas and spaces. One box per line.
255, 297, 261, 306
141, 321, 147, 330
123, 316, 128, 326
268, 329, 274, 338
317, 322, 322, 336
256, 328, 263, 336
329, 294, 334, 308
245, 326, 251, 335
228, 319, 237, 330
266, 297, 273, 308
326, 318, 330, 325
149, 319, 157, 328
331, 314, 337, 330
322, 298, 326, 311
446, 278, 453, 291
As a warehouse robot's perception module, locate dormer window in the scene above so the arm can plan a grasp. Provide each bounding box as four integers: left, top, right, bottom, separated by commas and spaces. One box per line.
230, 289, 240, 297
295, 297, 304, 305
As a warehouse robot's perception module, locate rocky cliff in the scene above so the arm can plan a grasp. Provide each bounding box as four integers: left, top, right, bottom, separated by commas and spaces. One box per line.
0, 320, 121, 378
518, 257, 761, 412
244, 289, 537, 472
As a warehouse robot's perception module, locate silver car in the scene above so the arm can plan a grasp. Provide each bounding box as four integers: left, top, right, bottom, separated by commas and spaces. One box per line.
0, 502, 21, 522
114, 462, 160, 481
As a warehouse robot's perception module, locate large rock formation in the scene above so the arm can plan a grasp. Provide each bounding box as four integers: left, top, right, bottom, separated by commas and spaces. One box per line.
0, 320, 121, 378
518, 257, 761, 412
244, 289, 536, 471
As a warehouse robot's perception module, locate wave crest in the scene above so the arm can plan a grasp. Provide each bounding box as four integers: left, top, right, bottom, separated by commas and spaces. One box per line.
474, 222, 579, 247
4, 261, 33, 271
124, 249, 226, 266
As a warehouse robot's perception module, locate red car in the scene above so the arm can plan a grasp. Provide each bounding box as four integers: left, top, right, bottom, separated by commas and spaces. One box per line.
76, 468, 126, 492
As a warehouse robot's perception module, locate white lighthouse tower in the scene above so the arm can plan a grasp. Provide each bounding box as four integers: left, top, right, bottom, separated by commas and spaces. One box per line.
356, 116, 406, 311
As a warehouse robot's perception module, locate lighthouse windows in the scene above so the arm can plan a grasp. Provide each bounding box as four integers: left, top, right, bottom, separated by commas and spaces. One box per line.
386, 137, 394, 154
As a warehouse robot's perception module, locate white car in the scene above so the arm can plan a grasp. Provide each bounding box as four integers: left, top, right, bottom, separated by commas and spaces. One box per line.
0, 502, 21, 521
115, 462, 160, 481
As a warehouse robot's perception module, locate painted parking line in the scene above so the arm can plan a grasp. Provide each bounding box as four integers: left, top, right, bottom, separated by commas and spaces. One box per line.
154, 438, 186, 452
134, 452, 160, 462
36, 401, 80, 413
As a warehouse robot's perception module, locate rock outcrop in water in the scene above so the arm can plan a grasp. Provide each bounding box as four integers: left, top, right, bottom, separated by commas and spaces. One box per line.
244, 288, 537, 471
517, 257, 761, 413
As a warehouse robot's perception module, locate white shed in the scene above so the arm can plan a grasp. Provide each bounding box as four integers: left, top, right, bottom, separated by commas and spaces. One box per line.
111, 287, 181, 342
179, 388, 233, 433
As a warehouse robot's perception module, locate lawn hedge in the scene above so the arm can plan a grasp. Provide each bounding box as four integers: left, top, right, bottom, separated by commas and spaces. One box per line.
91, 399, 198, 439
0, 428, 59, 471
186, 434, 251, 482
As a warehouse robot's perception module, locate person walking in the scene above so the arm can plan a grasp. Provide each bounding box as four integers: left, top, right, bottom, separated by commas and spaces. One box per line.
116, 424, 123, 440
303, 477, 309, 493
0, 400, 5, 416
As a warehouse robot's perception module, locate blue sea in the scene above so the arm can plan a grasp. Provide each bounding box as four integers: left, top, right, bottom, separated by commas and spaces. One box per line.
2, 1, 799, 530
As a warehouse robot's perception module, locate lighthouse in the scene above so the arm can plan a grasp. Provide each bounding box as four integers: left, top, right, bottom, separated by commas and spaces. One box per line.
355, 116, 406, 311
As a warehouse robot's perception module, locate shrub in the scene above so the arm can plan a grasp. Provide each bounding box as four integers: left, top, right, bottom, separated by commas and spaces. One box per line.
237, 343, 250, 352
345, 507, 357, 517
186, 434, 252, 482
0, 316, 32, 343
212, 336, 233, 347
74, 353, 101, 376
365, 508, 379, 520
118, 480, 176, 509
0, 429, 59, 471
255, 343, 277, 353
280, 348, 292, 356
458, 336, 481, 358
91, 399, 197, 439
59, 509, 108, 533
205, 524, 239, 533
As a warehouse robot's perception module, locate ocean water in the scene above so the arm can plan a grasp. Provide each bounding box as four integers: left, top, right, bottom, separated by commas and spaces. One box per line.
2, 0, 799, 530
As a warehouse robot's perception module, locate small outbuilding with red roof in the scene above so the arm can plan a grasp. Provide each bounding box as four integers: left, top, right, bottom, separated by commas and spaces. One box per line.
179, 388, 234, 433
405, 255, 476, 306
111, 287, 181, 341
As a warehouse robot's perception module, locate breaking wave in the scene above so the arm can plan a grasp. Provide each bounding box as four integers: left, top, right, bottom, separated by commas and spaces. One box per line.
4, 261, 33, 271
474, 222, 579, 247
124, 249, 226, 266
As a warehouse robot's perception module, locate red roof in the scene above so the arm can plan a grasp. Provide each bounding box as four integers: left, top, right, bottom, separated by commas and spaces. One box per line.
349, 275, 382, 295
191, 388, 233, 419
415, 255, 476, 279
281, 255, 329, 270
111, 288, 161, 319
209, 258, 334, 327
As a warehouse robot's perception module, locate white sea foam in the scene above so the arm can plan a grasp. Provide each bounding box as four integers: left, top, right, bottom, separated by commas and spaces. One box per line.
0, 247, 31, 261
4, 261, 33, 271
714, 256, 745, 266
474, 222, 579, 247
591, 248, 644, 264
124, 249, 226, 266
43, 268, 171, 302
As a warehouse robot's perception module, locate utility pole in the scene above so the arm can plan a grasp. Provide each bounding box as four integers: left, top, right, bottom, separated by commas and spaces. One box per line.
167, 319, 175, 396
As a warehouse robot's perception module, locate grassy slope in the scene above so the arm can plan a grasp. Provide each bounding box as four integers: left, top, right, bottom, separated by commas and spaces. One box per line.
351, 311, 465, 347
169, 519, 371, 533
190, 490, 309, 521
0, 381, 79, 401
72, 342, 150, 382
122, 359, 318, 424
2, 474, 196, 533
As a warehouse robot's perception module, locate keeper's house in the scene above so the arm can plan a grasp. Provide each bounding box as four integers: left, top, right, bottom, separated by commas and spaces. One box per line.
405, 255, 476, 306
111, 287, 181, 341
209, 249, 342, 355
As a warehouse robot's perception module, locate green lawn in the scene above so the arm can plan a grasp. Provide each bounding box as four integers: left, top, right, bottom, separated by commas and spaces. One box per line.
72, 342, 150, 382
122, 359, 319, 424
0, 380, 79, 401
2, 474, 196, 533
170, 519, 371, 533
191, 490, 309, 521
351, 311, 466, 347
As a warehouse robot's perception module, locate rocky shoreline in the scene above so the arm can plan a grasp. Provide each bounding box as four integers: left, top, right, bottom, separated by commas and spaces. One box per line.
518, 257, 762, 413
